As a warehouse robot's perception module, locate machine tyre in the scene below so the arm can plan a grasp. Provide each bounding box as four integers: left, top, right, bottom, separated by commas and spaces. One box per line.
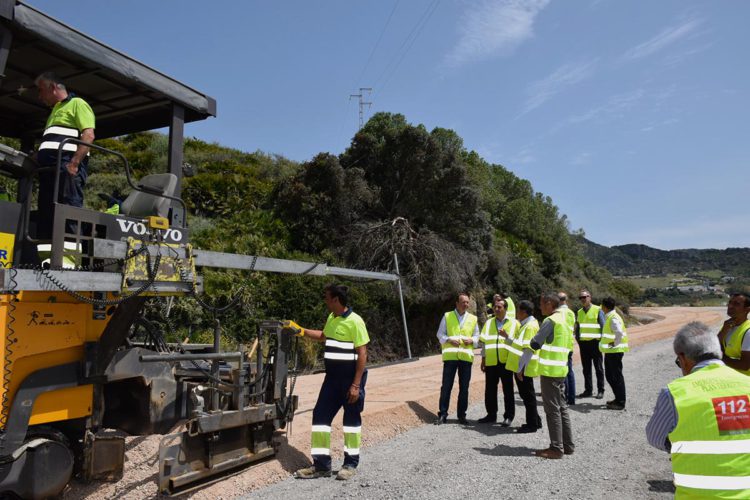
0, 427, 74, 499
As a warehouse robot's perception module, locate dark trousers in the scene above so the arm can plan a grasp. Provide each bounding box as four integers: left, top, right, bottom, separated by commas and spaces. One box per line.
604, 353, 626, 403
484, 362, 515, 420
579, 340, 604, 393
311, 370, 367, 470
563, 352, 575, 405
438, 360, 472, 419
37, 166, 86, 238
515, 374, 541, 428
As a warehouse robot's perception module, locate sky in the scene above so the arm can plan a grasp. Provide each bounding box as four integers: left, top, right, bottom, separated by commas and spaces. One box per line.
27, 0, 750, 250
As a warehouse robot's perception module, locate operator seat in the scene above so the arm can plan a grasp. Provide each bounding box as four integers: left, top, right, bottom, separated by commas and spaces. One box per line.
119, 173, 178, 218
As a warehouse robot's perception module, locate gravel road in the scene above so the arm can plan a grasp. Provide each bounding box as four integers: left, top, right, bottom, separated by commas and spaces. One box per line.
243, 336, 693, 500
67, 307, 722, 499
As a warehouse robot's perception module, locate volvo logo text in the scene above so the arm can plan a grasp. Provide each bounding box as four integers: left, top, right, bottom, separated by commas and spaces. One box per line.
116, 219, 183, 242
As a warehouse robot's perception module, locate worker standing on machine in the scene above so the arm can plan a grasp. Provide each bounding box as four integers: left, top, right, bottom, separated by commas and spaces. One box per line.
35, 71, 95, 236
285, 283, 369, 481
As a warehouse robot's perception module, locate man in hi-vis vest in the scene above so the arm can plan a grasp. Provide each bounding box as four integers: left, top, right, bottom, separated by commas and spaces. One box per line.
35, 72, 95, 236
518, 292, 574, 459
718, 293, 750, 376
506, 300, 543, 433
477, 298, 519, 426
435, 292, 479, 425
575, 290, 605, 400
600, 297, 628, 410
558, 292, 577, 406
286, 284, 369, 481
646, 322, 750, 498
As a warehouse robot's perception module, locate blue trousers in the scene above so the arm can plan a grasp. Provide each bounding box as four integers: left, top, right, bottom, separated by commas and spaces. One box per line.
311, 370, 367, 470
438, 360, 472, 419
563, 352, 576, 405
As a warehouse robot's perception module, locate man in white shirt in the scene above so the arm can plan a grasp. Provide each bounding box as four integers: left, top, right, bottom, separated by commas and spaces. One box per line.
435, 293, 480, 425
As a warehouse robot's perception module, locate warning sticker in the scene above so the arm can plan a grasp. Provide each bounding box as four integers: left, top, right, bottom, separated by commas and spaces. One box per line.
0, 231, 14, 267
712, 395, 750, 435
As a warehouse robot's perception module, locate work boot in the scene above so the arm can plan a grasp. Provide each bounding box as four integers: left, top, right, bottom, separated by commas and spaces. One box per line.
516, 424, 538, 434
534, 448, 563, 459
294, 466, 331, 479
434, 415, 447, 425
607, 401, 626, 410
336, 466, 356, 481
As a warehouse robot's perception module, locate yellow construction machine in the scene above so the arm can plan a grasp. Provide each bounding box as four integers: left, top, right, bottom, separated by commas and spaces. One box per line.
0, 2, 399, 497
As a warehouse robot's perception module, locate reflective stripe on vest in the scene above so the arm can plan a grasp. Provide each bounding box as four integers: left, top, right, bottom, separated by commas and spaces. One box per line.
600, 311, 629, 353
38, 124, 89, 156
442, 311, 477, 362
538, 311, 571, 378
506, 318, 541, 377
577, 305, 602, 341
324, 338, 358, 363
667, 363, 750, 497
480, 317, 517, 366
723, 320, 750, 376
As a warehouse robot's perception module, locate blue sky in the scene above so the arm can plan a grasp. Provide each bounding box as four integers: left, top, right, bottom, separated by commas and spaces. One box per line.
29, 1, 749, 250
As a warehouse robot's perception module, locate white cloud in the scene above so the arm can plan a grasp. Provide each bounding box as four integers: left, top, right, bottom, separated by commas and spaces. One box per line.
662, 41, 714, 67
510, 146, 536, 165
444, 0, 550, 67
621, 17, 703, 62
519, 59, 598, 116
566, 88, 644, 125
641, 117, 680, 133
570, 152, 592, 165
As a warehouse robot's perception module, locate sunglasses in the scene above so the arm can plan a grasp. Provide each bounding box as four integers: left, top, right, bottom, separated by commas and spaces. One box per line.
675, 356, 681, 368
579, 296, 590, 299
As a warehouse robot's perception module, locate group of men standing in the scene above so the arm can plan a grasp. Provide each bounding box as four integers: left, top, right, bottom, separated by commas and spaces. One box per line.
435, 290, 629, 459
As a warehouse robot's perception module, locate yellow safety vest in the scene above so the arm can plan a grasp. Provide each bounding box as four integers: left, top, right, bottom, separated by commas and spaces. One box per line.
577, 305, 602, 341
480, 316, 518, 367
723, 319, 750, 376
668, 363, 750, 498
442, 311, 477, 362
599, 311, 629, 354
537, 310, 571, 378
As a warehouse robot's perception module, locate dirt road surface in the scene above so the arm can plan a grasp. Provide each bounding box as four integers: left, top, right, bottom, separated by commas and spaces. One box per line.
67, 306, 724, 499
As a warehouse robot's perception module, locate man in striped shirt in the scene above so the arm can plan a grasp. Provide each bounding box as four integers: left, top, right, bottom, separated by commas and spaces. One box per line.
291, 284, 369, 481
646, 322, 750, 497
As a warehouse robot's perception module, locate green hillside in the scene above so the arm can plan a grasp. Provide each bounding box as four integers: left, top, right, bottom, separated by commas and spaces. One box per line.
577, 236, 749, 306
2, 113, 635, 366
578, 237, 750, 277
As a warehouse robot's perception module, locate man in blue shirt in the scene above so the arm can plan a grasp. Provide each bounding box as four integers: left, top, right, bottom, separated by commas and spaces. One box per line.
646, 321, 724, 451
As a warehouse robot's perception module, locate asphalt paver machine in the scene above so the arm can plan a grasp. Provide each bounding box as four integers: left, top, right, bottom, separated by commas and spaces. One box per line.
0, 2, 398, 497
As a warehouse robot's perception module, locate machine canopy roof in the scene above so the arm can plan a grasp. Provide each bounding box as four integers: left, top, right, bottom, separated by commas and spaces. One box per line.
0, 0, 216, 140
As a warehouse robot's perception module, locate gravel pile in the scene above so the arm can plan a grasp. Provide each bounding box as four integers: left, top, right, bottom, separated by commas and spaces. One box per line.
243, 337, 687, 500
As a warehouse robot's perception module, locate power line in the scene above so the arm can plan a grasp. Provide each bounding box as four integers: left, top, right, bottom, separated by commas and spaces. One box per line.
339, 2, 399, 142
373, 0, 441, 96
355, 0, 401, 88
